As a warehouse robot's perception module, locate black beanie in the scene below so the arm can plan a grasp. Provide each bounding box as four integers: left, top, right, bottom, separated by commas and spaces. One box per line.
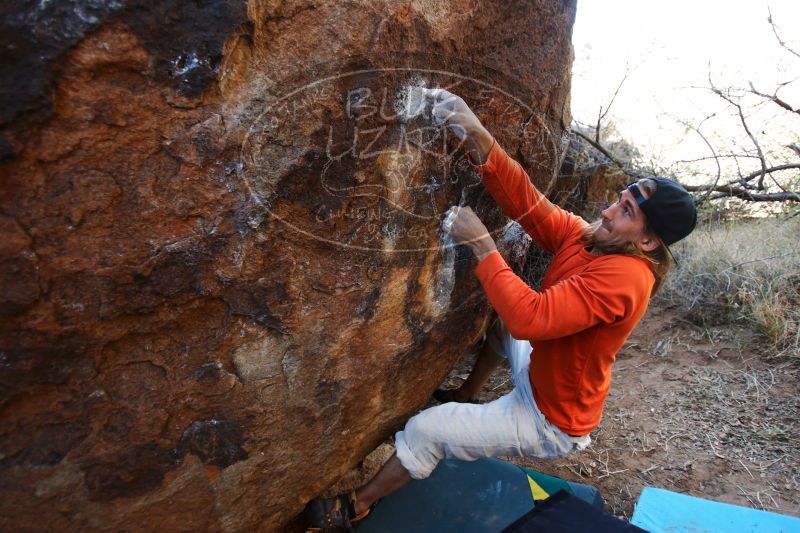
627, 178, 697, 245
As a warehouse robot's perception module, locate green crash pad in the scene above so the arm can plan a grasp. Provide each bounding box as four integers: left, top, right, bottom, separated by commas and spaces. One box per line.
356, 457, 603, 532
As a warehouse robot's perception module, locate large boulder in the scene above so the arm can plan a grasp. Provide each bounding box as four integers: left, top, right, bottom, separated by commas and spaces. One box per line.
0, 1, 577, 530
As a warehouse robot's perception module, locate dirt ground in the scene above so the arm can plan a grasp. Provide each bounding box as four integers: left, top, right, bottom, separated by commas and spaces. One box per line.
436, 302, 800, 520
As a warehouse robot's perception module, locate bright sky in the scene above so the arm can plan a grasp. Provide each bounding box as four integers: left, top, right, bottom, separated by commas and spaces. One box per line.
571, 0, 800, 184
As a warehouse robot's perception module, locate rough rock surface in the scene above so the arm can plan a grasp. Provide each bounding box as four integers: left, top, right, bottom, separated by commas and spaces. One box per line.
0, 1, 577, 530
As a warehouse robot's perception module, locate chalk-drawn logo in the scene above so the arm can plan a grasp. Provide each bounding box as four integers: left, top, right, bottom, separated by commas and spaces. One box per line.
238, 58, 534, 252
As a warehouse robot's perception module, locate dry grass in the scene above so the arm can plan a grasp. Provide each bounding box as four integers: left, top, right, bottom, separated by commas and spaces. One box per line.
657, 216, 800, 359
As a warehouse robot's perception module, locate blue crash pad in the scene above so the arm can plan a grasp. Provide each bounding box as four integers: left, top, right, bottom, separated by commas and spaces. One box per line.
631, 487, 800, 533
356, 457, 602, 533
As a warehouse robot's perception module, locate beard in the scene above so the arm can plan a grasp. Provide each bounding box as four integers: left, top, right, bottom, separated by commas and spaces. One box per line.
583, 219, 639, 256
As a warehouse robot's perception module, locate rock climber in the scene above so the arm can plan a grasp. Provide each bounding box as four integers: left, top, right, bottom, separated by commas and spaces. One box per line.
306, 89, 697, 529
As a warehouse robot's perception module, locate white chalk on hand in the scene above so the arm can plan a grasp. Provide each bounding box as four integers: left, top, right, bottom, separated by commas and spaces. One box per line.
442, 206, 459, 232
403, 86, 429, 119
429, 89, 465, 137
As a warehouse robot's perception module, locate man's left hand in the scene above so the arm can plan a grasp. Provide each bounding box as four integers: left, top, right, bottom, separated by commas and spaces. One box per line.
442, 206, 498, 261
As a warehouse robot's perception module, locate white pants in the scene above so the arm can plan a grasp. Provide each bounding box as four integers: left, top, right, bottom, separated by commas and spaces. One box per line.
395, 320, 591, 480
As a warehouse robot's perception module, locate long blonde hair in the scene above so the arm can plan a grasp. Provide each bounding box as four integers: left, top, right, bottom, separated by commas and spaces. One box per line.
580, 178, 672, 296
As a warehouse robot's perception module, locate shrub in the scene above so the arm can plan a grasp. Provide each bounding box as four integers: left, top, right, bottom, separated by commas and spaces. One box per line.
657, 216, 800, 358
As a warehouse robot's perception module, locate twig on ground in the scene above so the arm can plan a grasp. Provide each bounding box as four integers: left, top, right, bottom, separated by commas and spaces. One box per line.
756, 491, 766, 510
640, 464, 660, 475
566, 464, 584, 478
598, 469, 629, 480
706, 434, 727, 459
755, 455, 786, 471
738, 487, 759, 509
664, 433, 688, 451
766, 491, 780, 510
739, 459, 755, 480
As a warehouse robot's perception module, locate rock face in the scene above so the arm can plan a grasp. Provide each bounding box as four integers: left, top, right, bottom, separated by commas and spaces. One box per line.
0, 1, 577, 530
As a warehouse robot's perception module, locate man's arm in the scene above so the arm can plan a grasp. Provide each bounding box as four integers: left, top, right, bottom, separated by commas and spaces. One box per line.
432, 90, 585, 255
465, 122, 495, 165
475, 252, 653, 341
443, 207, 653, 340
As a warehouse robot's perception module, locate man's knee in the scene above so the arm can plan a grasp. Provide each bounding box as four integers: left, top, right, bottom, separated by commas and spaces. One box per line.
404, 406, 444, 445
395, 406, 453, 480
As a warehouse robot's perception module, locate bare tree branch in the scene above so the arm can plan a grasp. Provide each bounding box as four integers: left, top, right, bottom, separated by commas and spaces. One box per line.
738, 163, 800, 184
566, 11, 800, 212
768, 7, 800, 60
568, 27, 800, 210
702, 188, 800, 202
675, 153, 760, 165
685, 180, 800, 202
574, 122, 800, 206
706, 163, 800, 193
594, 69, 629, 145
668, 112, 722, 204
708, 76, 769, 189
572, 126, 800, 205
748, 81, 800, 116
571, 129, 626, 169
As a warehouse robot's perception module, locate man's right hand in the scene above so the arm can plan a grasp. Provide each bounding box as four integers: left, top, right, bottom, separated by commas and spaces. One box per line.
442, 206, 498, 261
429, 89, 495, 164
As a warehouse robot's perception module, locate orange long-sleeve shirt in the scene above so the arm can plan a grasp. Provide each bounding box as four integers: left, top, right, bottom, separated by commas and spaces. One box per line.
473, 142, 655, 436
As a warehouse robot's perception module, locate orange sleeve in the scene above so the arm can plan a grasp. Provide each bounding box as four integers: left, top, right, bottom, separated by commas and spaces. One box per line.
474, 142, 586, 255
475, 251, 651, 341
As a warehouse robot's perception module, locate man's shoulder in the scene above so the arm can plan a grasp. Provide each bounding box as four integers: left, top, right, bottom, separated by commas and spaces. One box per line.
579, 254, 655, 311
585, 253, 656, 285
551, 212, 590, 246
590, 252, 652, 269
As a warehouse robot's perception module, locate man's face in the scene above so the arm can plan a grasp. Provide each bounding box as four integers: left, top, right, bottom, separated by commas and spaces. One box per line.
594, 185, 653, 249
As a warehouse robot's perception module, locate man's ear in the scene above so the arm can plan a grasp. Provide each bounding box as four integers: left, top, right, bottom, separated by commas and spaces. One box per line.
639, 232, 660, 252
